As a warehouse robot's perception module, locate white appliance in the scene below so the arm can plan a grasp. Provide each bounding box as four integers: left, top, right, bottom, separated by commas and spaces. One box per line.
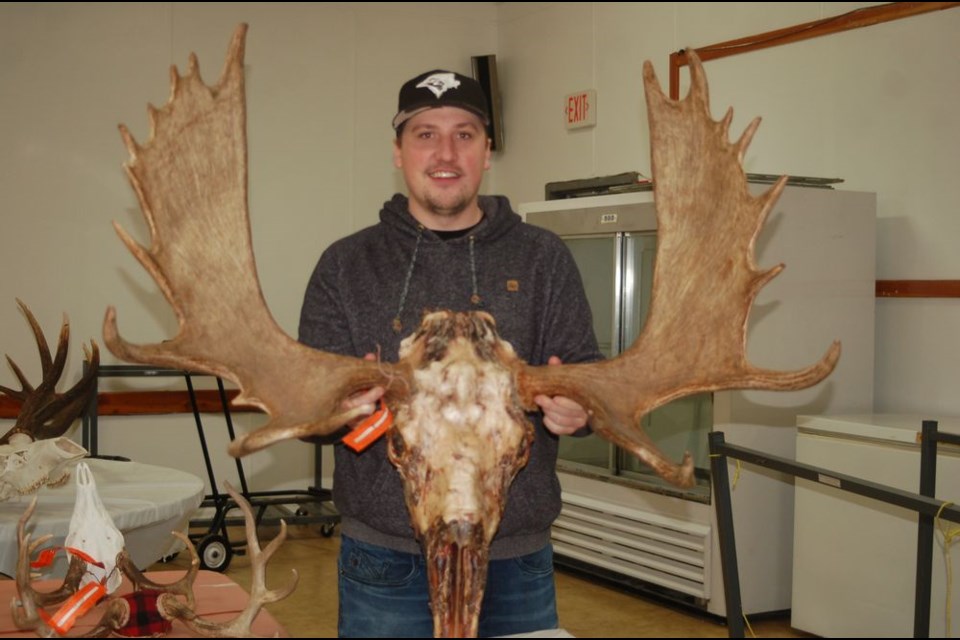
521, 186, 876, 616
793, 414, 960, 637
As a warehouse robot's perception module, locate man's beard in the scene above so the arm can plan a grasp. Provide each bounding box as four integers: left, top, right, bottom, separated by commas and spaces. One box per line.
425, 191, 472, 218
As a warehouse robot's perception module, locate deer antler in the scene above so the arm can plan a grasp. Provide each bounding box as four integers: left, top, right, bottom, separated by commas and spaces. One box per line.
11, 496, 88, 631
157, 482, 297, 637
1, 299, 99, 445
117, 531, 200, 610
103, 24, 408, 457
518, 51, 840, 487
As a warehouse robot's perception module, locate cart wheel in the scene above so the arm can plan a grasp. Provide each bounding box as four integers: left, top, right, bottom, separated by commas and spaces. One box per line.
198, 534, 233, 572
320, 523, 336, 538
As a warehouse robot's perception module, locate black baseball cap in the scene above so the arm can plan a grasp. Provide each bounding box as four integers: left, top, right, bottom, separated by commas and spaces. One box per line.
392, 69, 490, 130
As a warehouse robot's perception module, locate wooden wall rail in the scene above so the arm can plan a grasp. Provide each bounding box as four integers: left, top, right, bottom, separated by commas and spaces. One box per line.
0, 389, 254, 420
875, 280, 960, 298
668, 2, 960, 100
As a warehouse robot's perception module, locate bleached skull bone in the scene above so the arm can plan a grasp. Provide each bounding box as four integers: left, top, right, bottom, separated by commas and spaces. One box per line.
0, 435, 87, 501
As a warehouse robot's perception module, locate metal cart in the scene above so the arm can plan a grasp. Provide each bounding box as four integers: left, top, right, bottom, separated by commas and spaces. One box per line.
81, 364, 339, 571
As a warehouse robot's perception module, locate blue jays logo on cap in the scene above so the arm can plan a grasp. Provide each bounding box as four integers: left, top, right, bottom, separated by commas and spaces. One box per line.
393, 69, 490, 130
416, 72, 461, 98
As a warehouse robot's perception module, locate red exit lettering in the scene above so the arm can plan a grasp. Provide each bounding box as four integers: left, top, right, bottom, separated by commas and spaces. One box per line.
564, 90, 596, 129
567, 93, 589, 124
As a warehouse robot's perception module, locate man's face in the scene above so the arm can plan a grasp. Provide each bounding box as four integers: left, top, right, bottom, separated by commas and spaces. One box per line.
393, 107, 491, 229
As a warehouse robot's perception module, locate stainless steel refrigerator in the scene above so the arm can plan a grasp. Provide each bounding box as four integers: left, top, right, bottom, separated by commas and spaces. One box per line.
526, 192, 712, 501
521, 186, 877, 615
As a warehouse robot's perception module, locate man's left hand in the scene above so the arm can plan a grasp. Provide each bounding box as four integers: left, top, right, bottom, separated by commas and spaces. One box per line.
534, 356, 591, 436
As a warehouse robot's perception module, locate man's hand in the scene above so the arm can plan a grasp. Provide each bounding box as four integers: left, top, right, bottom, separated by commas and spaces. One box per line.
299, 353, 384, 443
343, 385, 385, 425
342, 353, 385, 426
534, 356, 591, 436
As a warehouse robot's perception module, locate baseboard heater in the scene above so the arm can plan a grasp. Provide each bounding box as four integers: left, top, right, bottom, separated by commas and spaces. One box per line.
551, 491, 711, 604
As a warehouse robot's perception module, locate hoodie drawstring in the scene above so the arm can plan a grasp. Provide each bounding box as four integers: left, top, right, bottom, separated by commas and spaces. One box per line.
469, 234, 481, 306
393, 225, 424, 333
392, 227, 483, 334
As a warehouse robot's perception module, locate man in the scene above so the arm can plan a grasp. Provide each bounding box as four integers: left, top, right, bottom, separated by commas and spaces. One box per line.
298, 69, 601, 637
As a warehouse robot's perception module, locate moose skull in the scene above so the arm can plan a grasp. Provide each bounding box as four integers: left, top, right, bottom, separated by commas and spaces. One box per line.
387, 311, 533, 637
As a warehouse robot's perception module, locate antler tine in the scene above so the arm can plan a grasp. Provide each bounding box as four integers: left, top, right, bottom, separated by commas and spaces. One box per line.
11, 496, 42, 629
0, 312, 43, 401
158, 481, 297, 637
14, 299, 57, 379
224, 481, 298, 603
519, 49, 840, 488
0, 357, 30, 400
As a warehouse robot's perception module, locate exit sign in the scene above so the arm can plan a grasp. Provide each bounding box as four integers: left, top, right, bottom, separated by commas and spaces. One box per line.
565, 89, 596, 129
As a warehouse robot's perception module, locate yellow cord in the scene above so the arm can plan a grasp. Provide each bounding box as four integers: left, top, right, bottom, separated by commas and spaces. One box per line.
935, 501, 959, 638
742, 612, 756, 637
731, 460, 742, 490
706, 454, 742, 490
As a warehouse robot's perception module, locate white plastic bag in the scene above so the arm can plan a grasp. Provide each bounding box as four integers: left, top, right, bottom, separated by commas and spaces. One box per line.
65, 462, 124, 593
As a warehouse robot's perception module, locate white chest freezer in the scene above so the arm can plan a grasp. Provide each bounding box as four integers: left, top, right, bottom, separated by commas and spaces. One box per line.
792, 414, 960, 637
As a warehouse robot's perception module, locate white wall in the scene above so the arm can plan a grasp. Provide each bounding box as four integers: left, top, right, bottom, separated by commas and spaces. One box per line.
497, 3, 960, 417
0, 2, 497, 493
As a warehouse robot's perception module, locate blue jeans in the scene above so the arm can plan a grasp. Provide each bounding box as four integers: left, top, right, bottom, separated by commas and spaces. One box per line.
338, 534, 558, 637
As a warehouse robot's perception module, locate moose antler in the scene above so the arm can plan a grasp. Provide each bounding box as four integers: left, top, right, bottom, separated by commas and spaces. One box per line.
518, 52, 840, 486
103, 24, 408, 456
157, 482, 298, 637
1, 299, 100, 446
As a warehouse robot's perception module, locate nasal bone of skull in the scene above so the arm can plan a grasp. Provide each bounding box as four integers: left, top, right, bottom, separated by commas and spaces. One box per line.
443, 519, 480, 546
427, 520, 489, 638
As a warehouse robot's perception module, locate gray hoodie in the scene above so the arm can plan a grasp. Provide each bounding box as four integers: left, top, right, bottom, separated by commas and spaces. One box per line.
298, 193, 601, 559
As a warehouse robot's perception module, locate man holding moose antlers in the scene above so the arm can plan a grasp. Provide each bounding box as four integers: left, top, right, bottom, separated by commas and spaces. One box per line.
298, 69, 602, 637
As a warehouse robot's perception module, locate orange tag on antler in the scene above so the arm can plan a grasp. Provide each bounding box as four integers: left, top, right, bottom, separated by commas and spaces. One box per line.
40, 581, 106, 635
66, 547, 105, 568
30, 546, 104, 570
31, 548, 58, 569
343, 402, 393, 452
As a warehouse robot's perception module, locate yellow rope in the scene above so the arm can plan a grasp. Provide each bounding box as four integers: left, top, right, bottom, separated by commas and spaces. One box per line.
935, 501, 959, 638
742, 612, 756, 637
706, 454, 742, 490
731, 460, 742, 490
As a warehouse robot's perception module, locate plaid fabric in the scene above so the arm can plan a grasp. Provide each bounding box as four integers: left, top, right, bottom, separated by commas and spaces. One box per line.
114, 589, 172, 637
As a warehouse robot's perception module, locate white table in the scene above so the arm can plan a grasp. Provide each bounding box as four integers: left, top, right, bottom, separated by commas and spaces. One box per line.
0, 457, 204, 577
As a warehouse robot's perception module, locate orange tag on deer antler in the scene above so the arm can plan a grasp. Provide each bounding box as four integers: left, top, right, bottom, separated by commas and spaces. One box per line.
343, 402, 393, 452
40, 581, 106, 635
31, 548, 58, 569
66, 547, 105, 568
30, 546, 104, 570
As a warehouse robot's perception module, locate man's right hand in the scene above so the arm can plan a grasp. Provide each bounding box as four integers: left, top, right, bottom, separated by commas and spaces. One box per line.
299, 352, 385, 443
342, 385, 386, 426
